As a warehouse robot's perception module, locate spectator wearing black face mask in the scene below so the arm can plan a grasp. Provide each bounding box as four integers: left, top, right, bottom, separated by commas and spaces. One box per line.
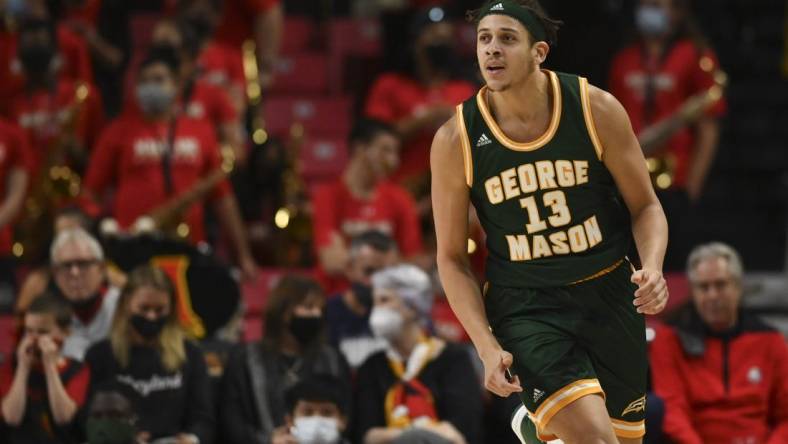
364, 5, 475, 203
220, 275, 351, 444
325, 231, 399, 369
2, 17, 104, 178
85, 265, 214, 444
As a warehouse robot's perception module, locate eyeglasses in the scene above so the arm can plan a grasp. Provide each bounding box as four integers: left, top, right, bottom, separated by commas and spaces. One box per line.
692, 278, 732, 293
52, 259, 100, 274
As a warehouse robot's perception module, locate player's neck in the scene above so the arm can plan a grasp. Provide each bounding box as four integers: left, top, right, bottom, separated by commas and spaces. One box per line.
343, 159, 378, 198
490, 69, 550, 122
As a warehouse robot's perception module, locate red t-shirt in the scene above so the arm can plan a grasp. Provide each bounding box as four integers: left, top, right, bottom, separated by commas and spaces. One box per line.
198, 41, 246, 93
311, 179, 423, 256
214, 0, 280, 49
0, 120, 32, 255
0, 357, 91, 420
3, 79, 104, 176
183, 80, 238, 127
63, 0, 102, 29
0, 25, 93, 105
609, 40, 726, 188
84, 114, 232, 243
364, 73, 475, 184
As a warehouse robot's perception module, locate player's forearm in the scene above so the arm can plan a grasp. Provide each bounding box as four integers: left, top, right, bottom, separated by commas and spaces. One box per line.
44, 363, 77, 424
1, 365, 29, 425
437, 256, 499, 353
631, 202, 668, 271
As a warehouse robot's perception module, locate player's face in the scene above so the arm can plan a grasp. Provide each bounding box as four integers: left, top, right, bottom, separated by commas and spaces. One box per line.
477, 15, 545, 92
690, 257, 742, 332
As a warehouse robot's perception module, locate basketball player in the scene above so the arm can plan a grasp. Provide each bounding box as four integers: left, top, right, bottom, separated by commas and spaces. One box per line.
431, 1, 669, 443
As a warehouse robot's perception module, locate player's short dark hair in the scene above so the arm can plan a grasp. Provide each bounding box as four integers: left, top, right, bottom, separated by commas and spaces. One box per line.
284, 374, 349, 416
348, 118, 397, 150
350, 230, 397, 254
467, 0, 562, 47
27, 292, 73, 330
138, 45, 181, 76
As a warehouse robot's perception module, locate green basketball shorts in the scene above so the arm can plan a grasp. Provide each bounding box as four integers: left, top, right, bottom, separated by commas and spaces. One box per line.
484, 260, 647, 441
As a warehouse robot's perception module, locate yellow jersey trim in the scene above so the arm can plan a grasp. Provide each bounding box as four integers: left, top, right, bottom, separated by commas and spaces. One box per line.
475, 70, 562, 152
570, 259, 625, 285
611, 418, 646, 438
532, 378, 604, 438
455, 104, 473, 187
579, 77, 604, 161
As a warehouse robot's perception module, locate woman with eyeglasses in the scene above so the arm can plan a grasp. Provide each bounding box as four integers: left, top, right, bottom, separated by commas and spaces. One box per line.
85, 265, 213, 444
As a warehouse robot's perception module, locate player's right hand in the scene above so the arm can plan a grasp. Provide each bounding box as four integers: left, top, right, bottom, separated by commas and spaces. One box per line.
480, 348, 522, 397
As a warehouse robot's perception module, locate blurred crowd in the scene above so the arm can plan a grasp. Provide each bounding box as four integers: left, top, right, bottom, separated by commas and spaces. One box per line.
0, 0, 785, 443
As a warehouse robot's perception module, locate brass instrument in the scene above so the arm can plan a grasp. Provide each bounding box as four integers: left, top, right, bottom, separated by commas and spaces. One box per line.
14, 83, 89, 261
132, 146, 236, 239
638, 55, 728, 190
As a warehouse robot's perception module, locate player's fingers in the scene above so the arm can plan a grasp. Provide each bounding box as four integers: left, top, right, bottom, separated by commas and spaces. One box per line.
633, 274, 659, 297
630, 270, 645, 284
634, 278, 666, 305
639, 288, 669, 314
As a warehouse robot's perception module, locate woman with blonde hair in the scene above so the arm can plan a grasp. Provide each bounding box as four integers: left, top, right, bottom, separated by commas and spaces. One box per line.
85, 265, 213, 444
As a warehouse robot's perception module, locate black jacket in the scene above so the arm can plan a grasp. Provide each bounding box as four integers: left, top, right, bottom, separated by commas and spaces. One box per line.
85, 339, 214, 443
219, 342, 351, 444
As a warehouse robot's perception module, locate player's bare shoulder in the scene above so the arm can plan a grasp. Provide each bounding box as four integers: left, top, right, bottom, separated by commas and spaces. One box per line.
585, 82, 638, 159
430, 115, 467, 181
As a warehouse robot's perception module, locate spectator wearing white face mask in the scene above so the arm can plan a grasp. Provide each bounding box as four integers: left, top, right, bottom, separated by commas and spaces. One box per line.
271, 374, 351, 444
355, 264, 482, 444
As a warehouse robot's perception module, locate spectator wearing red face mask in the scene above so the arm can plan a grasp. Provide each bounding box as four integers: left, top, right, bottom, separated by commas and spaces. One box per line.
0, 293, 90, 444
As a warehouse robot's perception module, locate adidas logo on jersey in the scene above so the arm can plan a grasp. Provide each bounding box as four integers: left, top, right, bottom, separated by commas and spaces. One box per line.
476, 133, 492, 147
490, 3, 504, 11
533, 388, 545, 403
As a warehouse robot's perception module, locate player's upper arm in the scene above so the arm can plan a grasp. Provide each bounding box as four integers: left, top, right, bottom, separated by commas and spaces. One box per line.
431, 115, 470, 263
588, 85, 660, 216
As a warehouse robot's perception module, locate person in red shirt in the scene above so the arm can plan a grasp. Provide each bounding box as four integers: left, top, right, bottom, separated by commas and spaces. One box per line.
0, 120, 31, 257
0, 293, 90, 444
0, 5, 94, 107
3, 17, 104, 177
149, 19, 246, 163
84, 48, 257, 279
608, 0, 725, 269
312, 119, 423, 294
211, 0, 282, 91
178, 0, 247, 114
365, 6, 476, 195
649, 242, 788, 443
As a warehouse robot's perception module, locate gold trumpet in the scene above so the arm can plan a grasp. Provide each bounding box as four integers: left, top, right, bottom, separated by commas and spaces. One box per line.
131, 145, 236, 239
639, 55, 728, 190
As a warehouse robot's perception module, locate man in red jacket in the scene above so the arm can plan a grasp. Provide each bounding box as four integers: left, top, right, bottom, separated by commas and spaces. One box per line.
650, 242, 788, 443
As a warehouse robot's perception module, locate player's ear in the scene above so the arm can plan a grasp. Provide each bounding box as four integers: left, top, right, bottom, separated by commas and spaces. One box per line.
532, 41, 549, 65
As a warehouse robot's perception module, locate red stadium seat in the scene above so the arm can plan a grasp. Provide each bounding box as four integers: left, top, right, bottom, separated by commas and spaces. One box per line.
328, 18, 382, 93
270, 53, 330, 95
263, 96, 351, 138
240, 268, 288, 316
281, 17, 315, 54
299, 137, 348, 183
328, 18, 382, 58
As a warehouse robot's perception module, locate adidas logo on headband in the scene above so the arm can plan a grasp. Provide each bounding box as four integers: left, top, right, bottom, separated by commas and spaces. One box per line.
490, 2, 504, 10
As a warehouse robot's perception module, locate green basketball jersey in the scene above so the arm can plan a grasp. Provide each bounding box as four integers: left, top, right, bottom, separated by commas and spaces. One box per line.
457, 70, 630, 287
